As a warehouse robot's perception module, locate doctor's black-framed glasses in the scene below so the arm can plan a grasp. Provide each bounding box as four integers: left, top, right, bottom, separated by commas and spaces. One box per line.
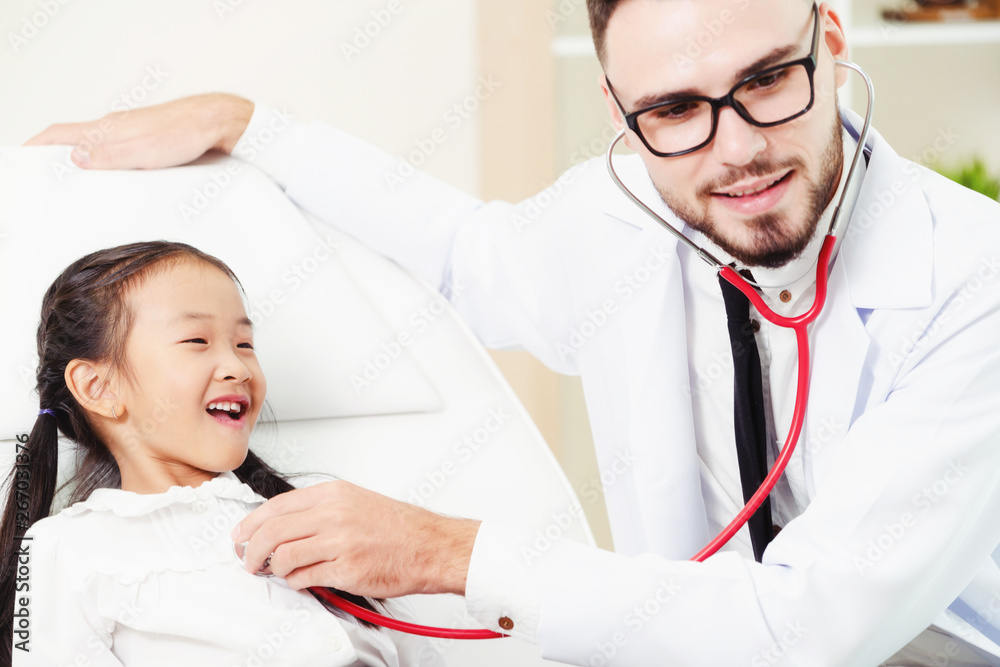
606, 2, 821, 158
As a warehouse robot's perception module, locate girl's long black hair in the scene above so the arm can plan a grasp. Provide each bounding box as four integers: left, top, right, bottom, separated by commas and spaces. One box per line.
1, 241, 380, 663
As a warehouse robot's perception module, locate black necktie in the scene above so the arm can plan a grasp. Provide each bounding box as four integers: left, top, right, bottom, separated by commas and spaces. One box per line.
718, 271, 772, 562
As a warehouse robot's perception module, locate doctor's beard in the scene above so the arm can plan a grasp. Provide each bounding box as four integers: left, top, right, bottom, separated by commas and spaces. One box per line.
655, 111, 844, 269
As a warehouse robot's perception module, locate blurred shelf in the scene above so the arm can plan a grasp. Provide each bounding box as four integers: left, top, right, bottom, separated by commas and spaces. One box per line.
851, 19, 1000, 47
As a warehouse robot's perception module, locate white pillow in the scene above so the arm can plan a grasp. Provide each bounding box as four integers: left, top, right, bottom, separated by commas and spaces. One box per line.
0, 146, 441, 437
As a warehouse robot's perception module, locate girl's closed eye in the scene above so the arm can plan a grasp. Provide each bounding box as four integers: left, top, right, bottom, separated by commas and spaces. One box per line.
181, 338, 253, 348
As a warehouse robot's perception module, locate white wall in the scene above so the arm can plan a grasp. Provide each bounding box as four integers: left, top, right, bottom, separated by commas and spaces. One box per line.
0, 0, 481, 193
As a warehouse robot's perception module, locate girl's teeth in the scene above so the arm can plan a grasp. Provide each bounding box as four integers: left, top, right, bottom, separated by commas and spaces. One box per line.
207, 401, 244, 413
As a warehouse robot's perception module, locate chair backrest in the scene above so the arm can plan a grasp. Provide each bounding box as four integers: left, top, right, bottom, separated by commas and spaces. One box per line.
0, 146, 593, 666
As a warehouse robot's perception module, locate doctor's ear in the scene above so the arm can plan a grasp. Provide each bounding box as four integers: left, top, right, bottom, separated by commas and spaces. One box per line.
820, 3, 850, 88
599, 73, 636, 151
64, 359, 124, 421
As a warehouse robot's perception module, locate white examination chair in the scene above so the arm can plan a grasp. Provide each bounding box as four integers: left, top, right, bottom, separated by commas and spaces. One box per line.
0, 146, 594, 666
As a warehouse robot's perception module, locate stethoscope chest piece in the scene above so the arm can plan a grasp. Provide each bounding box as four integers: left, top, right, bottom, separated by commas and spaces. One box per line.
233, 541, 275, 577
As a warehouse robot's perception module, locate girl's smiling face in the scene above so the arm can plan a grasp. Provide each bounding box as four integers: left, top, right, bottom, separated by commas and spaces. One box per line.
109, 259, 266, 493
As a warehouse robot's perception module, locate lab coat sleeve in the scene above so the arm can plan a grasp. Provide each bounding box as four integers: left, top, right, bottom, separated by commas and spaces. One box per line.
12, 519, 123, 666
465, 265, 1000, 665
231, 105, 305, 192
464, 522, 544, 642
232, 104, 583, 374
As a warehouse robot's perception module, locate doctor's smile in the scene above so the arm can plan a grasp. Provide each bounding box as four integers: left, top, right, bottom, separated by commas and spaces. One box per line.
6, 0, 1000, 665
711, 168, 792, 201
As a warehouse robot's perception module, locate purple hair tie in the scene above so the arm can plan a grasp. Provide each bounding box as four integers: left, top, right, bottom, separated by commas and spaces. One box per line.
38, 408, 56, 417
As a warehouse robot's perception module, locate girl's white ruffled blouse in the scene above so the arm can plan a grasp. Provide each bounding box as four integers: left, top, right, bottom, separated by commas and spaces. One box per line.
12, 471, 437, 666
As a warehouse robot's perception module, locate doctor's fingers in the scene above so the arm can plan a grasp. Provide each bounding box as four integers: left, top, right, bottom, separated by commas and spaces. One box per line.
236, 481, 366, 571
24, 117, 199, 170
235, 481, 343, 541
282, 558, 391, 598
279, 537, 419, 599
270, 537, 379, 596
239, 506, 321, 575
243, 510, 413, 597
23, 93, 253, 170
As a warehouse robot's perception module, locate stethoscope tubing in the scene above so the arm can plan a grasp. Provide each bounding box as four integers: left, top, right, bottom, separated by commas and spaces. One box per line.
691, 235, 833, 562
310, 586, 507, 639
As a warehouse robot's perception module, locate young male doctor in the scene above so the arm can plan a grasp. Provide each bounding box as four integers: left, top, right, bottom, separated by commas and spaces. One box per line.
30, 0, 1000, 664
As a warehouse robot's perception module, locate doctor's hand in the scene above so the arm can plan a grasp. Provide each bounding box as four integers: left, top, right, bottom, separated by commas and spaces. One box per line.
232, 480, 481, 598
24, 93, 254, 170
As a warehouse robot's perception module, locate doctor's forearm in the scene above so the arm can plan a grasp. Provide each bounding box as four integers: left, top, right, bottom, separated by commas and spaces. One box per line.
421, 516, 481, 596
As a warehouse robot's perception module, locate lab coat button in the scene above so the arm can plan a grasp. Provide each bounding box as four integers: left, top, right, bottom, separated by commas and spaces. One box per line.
325, 636, 342, 650
750, 319, 760, 334
498, 616, 514, 631
779, 290, 792, 303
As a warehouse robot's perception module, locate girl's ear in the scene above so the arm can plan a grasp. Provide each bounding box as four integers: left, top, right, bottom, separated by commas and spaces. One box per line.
64, 359, 121, 420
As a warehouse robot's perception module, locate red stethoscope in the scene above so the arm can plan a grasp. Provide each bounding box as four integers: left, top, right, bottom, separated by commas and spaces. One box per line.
248, 61, 875, 641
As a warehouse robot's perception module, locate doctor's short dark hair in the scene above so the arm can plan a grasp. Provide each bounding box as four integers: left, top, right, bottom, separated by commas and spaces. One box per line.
586, 0, 806, 68
587, 0, 620, 67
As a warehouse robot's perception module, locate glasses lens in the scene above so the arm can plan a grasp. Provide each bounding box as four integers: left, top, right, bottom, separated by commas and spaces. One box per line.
734, 63, 812, 125
632, 62, 813, 156
635, 100, 714, 156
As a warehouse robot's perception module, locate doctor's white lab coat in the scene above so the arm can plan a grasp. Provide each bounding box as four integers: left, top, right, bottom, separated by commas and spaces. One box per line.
236, 107, 1000, 666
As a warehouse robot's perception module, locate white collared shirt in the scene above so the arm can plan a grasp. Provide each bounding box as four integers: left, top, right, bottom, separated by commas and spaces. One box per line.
680, 130, 866, 554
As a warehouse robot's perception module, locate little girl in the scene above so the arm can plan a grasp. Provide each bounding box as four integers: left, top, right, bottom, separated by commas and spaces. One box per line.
0, 241, 434, 666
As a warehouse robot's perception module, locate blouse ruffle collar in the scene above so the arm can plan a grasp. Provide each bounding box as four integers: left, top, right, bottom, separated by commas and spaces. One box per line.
62, 471, 265, 518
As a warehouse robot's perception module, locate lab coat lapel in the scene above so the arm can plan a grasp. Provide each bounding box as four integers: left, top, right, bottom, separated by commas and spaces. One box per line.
798, 109, 933, 497
594, 110, 934, 553
838, 108, 934, 311
602, 164, 711, 559
797, 254, 870, 498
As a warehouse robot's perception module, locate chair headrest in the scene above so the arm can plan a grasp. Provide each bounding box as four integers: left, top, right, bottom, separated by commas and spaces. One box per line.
0, 146, 441, 436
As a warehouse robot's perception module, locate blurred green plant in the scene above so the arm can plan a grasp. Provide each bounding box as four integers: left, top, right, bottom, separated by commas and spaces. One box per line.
932, 157, 1000, 201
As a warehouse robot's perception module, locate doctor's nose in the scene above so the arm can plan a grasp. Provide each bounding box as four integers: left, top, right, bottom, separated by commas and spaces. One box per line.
711, 107, 766, 167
